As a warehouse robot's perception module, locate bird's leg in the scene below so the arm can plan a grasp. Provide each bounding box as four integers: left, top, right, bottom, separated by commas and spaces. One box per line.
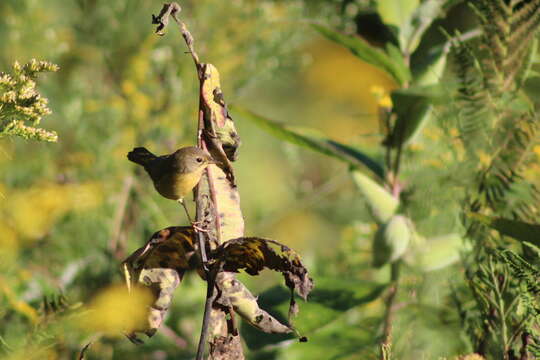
178, 198, 208, 233
178, 198, 209, 268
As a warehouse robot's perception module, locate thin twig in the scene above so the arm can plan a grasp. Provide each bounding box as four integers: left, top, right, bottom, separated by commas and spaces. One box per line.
196, 265, 220, 360
78, 342, 92, 360
152, 2, 201, 76
109, 175, 134, 258
381, 262, 400, 360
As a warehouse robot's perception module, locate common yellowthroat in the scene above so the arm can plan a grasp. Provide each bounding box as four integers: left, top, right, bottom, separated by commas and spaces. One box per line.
127, 146, 215, 223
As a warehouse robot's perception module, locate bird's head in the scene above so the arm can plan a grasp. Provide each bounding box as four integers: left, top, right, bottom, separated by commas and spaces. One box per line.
174, 146, 216, 173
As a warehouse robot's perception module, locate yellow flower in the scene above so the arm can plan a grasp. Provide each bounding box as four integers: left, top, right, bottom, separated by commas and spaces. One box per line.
370, 85, 393, 108
121, 80, 136, 96
408, 143, 424, 152
6, 182, 102, 241
81, 285, 153, 335
425, 159, 444, 168
477, 150, 491, 167
0, 277, 38, 323
533, 145, 540, 159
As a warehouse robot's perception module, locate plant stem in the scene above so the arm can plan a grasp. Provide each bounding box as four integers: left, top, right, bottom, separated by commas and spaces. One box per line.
109, 175, 134, 259
196, 266, 219, 360
489, 258, 509, 359
381, 261, 401, 360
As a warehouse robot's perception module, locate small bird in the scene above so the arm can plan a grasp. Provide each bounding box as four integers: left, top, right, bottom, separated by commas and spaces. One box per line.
127, 146, 215, 225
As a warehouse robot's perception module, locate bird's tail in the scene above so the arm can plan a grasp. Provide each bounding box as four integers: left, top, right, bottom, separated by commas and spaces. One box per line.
127, 147, 157, 166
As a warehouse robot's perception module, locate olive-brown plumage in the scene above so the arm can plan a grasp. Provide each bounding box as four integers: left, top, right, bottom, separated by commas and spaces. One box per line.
127, 146, 214, 201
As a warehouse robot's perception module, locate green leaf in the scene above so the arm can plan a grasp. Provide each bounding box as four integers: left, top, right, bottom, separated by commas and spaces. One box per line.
386, 42, 410, 77
407, 233, 468, 272
233, 106, 385, 180
378, 0, 449, 54
388, 88, 432, 147
402, 0, 448, 54
523, 242, 540, 257
264, 315, 379, 360
377, 0, 419, 31
351, 170, 399, 224
467, 212, 540, 245
517, 37, 539, 89
242, 278, 386, 350
414, 48, 448, 87
312, 24, 410, 85
377, 0, 418, 52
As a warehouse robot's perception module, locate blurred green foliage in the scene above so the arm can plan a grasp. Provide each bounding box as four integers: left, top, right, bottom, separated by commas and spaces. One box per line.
2, 0, 540, 359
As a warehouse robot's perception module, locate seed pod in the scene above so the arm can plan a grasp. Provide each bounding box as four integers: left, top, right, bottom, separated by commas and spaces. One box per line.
408, 233, 467, 272
351, 170, 399, 224
373, 215, 411, 267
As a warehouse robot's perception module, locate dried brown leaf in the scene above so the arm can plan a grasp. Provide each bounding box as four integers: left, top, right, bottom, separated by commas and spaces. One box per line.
216, 273, 292, 334
215, 237, 314, 301
208, 335, 244, 360
122, 226, 201, 342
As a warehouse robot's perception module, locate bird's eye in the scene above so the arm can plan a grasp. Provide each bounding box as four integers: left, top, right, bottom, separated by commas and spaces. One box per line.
196, 157, 203, 163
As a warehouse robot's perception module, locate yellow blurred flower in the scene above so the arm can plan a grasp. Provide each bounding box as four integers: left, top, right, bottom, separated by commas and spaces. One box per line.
0, 223, 18, 259
81, 284, 153, 335
121, 80, 136, 96
5, 182, 102, 242
370, 85, 392, 108
425, 159, 444, 168
449, 127, 459, 137
533, 145, 540, 159
4, 346, 57, 360
477, 150, 491, 167
0, 276, 38, 323
424, 126, 442, 141
408, 143, 424, 152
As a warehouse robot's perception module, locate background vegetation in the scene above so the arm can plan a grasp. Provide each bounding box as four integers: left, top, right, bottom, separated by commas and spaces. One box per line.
1, 0, 540, 359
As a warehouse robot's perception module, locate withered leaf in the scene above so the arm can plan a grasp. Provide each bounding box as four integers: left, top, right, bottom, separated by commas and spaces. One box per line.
199, 64, 241, 186
216, 273, 292, 334
209, 335, 244, 360
123, 227, 199, 277
215, 237, 314, 301
201, 64, 241, 163
122, 226, 201, 342
151, 3, 181, 36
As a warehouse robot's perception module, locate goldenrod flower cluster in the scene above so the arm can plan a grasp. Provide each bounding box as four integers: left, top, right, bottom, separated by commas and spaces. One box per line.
0, 59, 59, 142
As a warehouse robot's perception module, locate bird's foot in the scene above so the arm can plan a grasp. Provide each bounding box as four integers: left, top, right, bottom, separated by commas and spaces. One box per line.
190, 220, 209, 233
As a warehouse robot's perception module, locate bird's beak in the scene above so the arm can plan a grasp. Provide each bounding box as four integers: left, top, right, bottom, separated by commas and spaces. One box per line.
207, 157, 218, 165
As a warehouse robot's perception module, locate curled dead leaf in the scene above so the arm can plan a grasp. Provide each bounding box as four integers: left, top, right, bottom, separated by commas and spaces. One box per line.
122, 226, 201, 342
216, 273, 292, 334
213, 236, 313, 329
215, 237, 313, 300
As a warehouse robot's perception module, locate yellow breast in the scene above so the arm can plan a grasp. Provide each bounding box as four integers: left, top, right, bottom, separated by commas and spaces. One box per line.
154, 168, 206, 200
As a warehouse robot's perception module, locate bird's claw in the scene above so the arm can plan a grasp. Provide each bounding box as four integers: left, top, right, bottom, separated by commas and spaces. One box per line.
190, 220, 209, 233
